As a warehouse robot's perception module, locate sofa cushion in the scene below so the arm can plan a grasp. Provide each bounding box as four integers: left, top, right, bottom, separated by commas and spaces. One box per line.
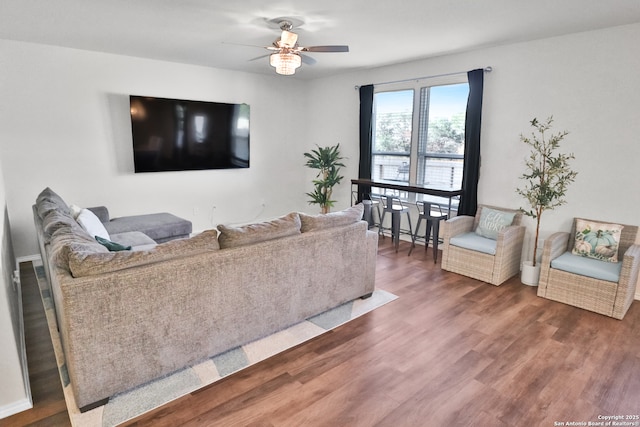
37, 199, 65, 221
474, 207, 516, 240
76, 208, 110, 240
299, 204, 364, 232
68, 229, 219, 277
552, 251, 622, 282
571, 219, 624, 263
109, 231, 157, 248
49, 226, 109, 271
104, 212, 192, 243
36, 187, 71, 218
450, 232, 497, 255
42, 209, 78, 238
218, 212, 301, 249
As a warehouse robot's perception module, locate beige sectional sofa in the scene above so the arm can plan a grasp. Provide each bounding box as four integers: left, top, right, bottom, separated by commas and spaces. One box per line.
33, 188, 378, 411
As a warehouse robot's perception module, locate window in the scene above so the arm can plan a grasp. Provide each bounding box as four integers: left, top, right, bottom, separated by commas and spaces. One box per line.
371, 79, 469, 197
372, 90, 414, 182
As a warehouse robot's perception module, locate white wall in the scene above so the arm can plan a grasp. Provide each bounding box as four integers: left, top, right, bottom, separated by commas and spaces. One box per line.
5, 25, 639, 260
0, 40, 314, 258
307, 23, 640, 262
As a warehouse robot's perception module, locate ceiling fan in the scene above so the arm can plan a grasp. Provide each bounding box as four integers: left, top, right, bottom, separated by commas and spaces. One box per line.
258, 19, 349, 75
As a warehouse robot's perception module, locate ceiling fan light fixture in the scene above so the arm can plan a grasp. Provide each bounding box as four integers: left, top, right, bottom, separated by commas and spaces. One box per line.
280, 30, 298, 48
270, 52, 301, 75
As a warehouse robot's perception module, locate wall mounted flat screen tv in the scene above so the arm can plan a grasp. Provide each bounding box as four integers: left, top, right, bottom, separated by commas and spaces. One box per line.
130, 95, 250, 172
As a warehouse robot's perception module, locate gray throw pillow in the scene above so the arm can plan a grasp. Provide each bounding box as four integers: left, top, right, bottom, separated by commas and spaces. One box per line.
474, 207, 516, 240
299, 204, 364, 233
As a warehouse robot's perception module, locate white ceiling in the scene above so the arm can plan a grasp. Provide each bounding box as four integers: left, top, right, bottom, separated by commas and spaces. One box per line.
2, 0, 640, 79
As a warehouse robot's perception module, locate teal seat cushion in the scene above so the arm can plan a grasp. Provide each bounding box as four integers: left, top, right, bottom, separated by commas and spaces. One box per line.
551, 251, 622, 282
450, 232, 497, 255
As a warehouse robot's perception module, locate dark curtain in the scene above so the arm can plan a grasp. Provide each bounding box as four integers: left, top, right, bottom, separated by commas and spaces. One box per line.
458, 69, 484, 216
357, 84, 374, 202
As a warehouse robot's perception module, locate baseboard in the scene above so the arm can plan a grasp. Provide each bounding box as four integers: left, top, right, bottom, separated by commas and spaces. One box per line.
0, 398, 32, 419
16, 254, 41, 265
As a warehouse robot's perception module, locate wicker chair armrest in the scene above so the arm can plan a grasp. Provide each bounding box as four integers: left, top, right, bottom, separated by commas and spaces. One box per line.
442, 215, 474, 240
620, 244, 640, 288
538, 232, 570, 291
540, 232, 570, 268
610, 244, 640, 318
495, 225, 526, 256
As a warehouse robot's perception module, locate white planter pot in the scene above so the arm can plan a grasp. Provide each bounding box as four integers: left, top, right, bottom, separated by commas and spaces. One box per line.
521, 261, 541, 286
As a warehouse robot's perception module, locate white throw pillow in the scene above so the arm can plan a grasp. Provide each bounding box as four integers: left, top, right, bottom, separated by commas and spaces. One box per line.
69, 204, 83, 219
76, 208, 110, 240
69, 205, 82, 220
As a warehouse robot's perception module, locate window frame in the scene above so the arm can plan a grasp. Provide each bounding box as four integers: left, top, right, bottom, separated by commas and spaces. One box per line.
371, 75, 468, 203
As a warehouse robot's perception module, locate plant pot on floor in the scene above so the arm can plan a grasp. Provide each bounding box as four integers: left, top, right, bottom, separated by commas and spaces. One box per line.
521, 261, 541, 286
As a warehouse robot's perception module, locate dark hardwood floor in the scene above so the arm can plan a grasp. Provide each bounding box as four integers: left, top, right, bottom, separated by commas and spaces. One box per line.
3, 238, 640, 426
1, 262, 71, 427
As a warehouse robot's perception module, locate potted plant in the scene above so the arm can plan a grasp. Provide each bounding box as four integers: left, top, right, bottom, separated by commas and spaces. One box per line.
516, 116, 577, 286
304, 144, 345, 214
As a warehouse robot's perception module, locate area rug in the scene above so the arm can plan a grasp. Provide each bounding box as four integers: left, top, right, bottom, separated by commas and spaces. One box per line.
33, 262, 397, 427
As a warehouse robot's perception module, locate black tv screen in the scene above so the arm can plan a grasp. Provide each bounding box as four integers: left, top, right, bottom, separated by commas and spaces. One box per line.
129, 95, 250, 172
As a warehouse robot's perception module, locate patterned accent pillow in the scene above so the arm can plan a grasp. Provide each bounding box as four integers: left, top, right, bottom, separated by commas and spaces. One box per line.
299, 204, 364, 232
217, 212, 301, 249
572, 219, 624, 263
474, 207, 516, 240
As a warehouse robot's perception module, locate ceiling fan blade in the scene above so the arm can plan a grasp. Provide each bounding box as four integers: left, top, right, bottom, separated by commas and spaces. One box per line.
221, 41, 265, 49
248, 53, 271, 62
300, 53, 317, 65
301, 45, 349, 53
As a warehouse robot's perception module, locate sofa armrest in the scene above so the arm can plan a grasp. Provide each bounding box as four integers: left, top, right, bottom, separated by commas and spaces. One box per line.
87, 206, 110, 223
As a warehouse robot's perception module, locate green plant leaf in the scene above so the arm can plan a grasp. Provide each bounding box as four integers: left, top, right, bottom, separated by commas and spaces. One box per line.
303, 144, 345, 211
515, 116, 577, 266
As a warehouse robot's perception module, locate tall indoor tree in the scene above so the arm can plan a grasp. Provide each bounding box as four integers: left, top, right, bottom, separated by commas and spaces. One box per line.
516, 116, 578, 269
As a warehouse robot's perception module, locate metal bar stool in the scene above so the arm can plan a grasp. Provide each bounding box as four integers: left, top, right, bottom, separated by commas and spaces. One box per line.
351, 190, 381, 230
373, 192, 413, 253
409, 201, 448, 262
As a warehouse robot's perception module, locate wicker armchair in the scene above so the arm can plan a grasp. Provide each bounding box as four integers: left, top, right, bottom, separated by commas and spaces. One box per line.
537, 218, 640, 319
441, 205, 525, 286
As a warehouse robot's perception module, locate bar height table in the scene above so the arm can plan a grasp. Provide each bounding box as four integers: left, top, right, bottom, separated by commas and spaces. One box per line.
351, 179, 463, 255
351, 179, 463, 217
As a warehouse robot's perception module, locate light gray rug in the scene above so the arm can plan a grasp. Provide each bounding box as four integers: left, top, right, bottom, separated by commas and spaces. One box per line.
33, 262, 397, 427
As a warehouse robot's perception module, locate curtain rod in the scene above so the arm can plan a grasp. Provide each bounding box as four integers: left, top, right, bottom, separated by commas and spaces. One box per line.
354, 66, 492, 90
